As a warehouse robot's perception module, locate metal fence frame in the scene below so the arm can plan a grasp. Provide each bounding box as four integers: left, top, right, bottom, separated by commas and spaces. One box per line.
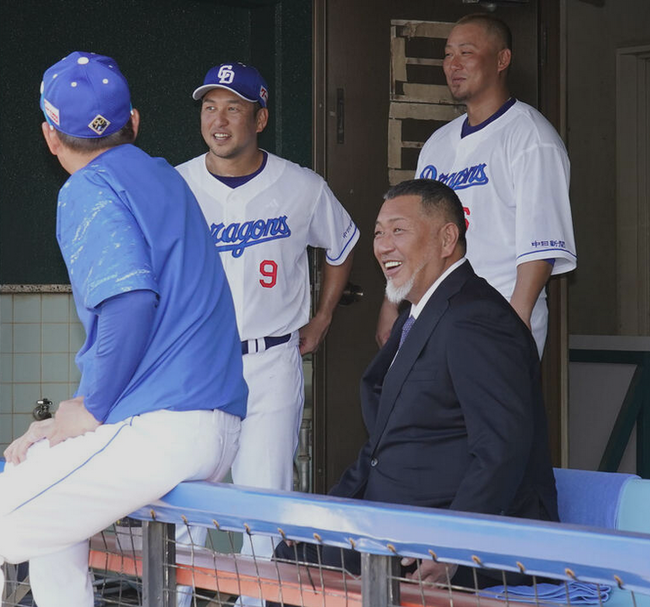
124, 481, 650, 607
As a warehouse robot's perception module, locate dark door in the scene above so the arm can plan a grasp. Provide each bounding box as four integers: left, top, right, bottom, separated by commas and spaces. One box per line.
312, 0, 546, 493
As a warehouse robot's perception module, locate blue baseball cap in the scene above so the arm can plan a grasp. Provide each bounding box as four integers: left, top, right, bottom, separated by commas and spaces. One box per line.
192, 62, 269, 108
40, 51, 132, 138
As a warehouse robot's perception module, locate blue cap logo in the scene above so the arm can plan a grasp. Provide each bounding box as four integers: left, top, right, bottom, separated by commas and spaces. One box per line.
88, 114, 111, 135
216, 65, 235, 84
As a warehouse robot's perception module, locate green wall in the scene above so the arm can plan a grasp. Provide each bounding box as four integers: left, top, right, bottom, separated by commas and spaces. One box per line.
0, 0, 311, 284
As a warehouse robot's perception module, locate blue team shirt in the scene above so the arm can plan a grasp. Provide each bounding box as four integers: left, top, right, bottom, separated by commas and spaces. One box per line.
56, 144, 247, 424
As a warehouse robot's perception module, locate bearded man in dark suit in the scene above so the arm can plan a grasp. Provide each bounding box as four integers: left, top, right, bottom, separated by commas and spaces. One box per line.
273, 179, 557, 591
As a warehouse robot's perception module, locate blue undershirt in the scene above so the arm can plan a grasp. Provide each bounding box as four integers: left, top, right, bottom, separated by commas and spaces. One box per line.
82, 290, 157, 422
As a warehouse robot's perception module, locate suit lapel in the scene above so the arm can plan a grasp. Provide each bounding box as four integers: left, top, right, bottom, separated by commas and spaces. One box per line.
369, 261, 474, 449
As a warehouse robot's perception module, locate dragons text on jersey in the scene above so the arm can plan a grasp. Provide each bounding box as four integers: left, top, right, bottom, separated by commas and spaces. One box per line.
419, 163, 489, 191
210, 215, 291, 257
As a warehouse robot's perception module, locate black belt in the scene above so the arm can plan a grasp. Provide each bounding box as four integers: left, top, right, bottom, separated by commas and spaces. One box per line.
241, 333, 292, 355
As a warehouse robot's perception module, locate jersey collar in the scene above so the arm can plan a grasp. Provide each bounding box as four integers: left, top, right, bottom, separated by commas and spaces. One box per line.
461, 97, 517, 139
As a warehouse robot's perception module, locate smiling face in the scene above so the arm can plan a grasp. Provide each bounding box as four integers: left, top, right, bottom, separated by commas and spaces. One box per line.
374, 195, 459, 305
442, 21, 510, 107
200, 88, 268, 170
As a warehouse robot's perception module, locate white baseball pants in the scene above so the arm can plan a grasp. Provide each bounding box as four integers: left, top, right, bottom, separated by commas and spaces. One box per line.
177, 335, 304, 607
0, 407, 241, 607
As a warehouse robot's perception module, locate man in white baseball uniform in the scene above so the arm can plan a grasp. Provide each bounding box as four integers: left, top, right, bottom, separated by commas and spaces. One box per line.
176, 62, 358, 604
377, 13, 576, 357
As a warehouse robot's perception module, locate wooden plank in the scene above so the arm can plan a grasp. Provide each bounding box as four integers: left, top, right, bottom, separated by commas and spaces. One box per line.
389, 169, 414, 186
402, 83, 455, 104
405, 58, 444, 67
392, 36, 407, 82
388, 120, 403, 169
389, 102, 462, 122
391, 20, 454, 40
402, 141, 425, 150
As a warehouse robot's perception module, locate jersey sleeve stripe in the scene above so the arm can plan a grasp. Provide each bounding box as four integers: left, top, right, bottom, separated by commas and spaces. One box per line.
326, 225, 359, 264
516, 248, 578, 260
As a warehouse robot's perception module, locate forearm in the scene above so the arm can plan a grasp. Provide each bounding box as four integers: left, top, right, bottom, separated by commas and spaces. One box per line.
509, 260, 553, 328
314, 252, 354, 322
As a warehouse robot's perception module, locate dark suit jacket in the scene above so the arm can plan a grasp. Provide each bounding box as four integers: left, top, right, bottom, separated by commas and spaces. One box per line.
330, 260, 559, 523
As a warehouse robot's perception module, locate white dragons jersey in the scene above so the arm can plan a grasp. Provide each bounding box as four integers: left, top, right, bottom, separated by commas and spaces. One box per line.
416, 100, 576, 354
417, 100, 577, 302
177, 152, 359, 341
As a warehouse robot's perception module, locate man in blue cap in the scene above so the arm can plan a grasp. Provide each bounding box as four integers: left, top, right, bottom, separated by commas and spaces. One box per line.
0, 51, 248, 607
176, 63, 359, 601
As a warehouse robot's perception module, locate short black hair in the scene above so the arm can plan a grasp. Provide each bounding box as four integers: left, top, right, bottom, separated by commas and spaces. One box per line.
457, 13, 512, 52
55, 118, 136, 153
384, 179, 467, 251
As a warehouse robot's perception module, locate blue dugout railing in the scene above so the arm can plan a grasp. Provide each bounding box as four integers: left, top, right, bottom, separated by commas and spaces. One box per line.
134, 481, 650, 593
1, 459, 649, 606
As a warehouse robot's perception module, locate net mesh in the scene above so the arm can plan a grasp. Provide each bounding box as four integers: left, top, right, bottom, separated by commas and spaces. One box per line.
2, 518, 641, 607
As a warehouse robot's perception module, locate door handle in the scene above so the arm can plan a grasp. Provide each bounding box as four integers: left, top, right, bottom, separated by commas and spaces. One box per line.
339, 282, 363, 306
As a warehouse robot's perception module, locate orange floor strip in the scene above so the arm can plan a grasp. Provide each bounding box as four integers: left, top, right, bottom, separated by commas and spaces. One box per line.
89, 548, 506, 607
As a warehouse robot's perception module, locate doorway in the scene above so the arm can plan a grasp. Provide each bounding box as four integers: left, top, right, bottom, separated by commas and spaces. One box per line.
311, 0, 554, 492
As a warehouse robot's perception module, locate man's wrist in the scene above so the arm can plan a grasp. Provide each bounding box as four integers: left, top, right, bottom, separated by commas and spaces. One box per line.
312, 310, 333, 326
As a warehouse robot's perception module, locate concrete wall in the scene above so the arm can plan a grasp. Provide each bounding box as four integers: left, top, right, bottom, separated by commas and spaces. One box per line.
569, 360, 637, 474
566, 1, 649, 475
566, 0, 650, 336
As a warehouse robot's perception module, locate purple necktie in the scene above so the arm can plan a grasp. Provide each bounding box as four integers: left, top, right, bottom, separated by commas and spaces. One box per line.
399, 315, 416, 348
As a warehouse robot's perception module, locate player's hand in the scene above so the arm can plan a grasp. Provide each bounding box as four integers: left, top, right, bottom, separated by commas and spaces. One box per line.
299, 314, 331, 355
401, 557, 458, 585
47, 396, 101, 447
4, 418, 55, 465
375, 298, 399, 348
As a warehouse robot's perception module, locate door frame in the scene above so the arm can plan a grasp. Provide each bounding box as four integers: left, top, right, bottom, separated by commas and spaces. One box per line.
311, 0, 329, 494
311, 0, 570, 492
538, 0, 569, 468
